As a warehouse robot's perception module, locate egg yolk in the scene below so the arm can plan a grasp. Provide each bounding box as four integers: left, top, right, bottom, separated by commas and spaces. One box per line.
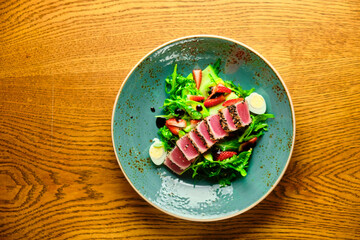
150, 146, 164, 159
250, 94, 264, 109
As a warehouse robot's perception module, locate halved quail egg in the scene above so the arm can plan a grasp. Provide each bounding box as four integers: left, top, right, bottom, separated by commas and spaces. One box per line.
149, 138, 166, 165
245, 92, 266, 115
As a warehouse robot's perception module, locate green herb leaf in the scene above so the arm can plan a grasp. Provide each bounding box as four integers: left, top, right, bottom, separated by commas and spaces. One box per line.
158, 126, 178, 151
158, 63, 274, 187
189, 149, 253, 186
215, 139, 240, 151
213, 59, 221, 75
224, 80, 254, 98
238, 114, 274, 143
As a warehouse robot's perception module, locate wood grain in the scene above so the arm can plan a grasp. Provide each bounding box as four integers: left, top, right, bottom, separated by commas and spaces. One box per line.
1, 0, 359, 239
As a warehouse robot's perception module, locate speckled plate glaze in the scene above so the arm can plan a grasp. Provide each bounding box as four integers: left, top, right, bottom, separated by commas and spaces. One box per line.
112, 35, 295, 221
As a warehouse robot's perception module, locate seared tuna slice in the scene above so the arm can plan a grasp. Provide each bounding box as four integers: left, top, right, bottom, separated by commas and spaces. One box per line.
164, 157, 184, 175
205, 115, 229, 140
177, 136, 199, 161
196, 121, 216, 148
168, 146, 191, 169
235, 101, 252, 126
219, 107, 238, 132
228, 105, 242, 128
188, 130, 208, 153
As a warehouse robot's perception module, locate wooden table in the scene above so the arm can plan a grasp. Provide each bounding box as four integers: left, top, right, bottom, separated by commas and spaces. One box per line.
1, 0, 359, 239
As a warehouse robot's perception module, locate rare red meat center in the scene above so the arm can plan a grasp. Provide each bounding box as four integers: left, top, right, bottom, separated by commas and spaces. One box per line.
168, 146, 192, 169
235, 102, 252, 126
219, 107, 238, 132
188, 130, 208, 153
164, 157, 184, 175
196, 121, 216, 148
177, 136, 199, 161
163, 101, 252, 175
205, 115, 229, 140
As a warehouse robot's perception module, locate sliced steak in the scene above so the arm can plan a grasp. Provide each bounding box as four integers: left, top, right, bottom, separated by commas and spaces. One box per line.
168, 146, 191, 169
196, 121, 216, 148
228, 105, 242, 128
164, 157, 184, 175
219, 107, 238, 132
235, 101, 252, 126
163, 101, 252, 175
205, 115, 229, 140
188, 130, 208, 153
176, 135, 199, 161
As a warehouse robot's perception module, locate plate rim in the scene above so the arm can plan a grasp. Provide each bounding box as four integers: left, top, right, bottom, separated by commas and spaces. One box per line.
111, 34, 296, 222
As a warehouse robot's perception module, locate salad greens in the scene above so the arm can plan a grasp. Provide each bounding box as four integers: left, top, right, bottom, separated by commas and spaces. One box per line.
158, 125, 178, 152
157, 59, 274, 186
158, 64, 209, 123
223, 80, 255, 99
190, 149, 253, 186
215, 113, 274, 151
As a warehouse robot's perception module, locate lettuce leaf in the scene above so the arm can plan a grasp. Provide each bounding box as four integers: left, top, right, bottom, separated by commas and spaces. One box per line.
158, 126, 178, 151
224, 80, 254, 98
190, 149, 253, 186
238, 114, 275, 143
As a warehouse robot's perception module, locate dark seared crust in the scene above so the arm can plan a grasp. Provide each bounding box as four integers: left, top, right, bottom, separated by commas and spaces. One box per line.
204, 118, 217, 141
193, 128, 208, 148
186, 133, 199, 153
228, 105, 242, 128
218, 109, 230, 132
188, 131, 204, 152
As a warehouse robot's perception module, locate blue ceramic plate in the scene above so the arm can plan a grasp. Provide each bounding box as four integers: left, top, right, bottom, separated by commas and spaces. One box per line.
112, 35, 295, 221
